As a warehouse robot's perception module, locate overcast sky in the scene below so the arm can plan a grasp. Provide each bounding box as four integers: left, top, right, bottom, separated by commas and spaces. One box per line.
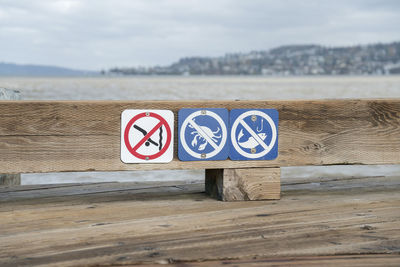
0, 0, 399, 70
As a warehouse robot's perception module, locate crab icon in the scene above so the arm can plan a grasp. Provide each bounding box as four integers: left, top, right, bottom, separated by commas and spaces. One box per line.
189, 120, 221, 151
179, 108, 228, 161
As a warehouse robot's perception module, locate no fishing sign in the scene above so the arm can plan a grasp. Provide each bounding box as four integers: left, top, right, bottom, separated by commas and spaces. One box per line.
121, 110, 174, 163
229, 109, 278, 160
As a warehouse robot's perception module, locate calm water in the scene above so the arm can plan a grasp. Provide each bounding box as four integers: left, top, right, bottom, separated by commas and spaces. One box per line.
2, 75, 400, 100
1, 76, 399, 184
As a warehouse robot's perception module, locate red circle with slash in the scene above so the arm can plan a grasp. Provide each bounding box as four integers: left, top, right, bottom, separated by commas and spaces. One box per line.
124, 112, 172, 160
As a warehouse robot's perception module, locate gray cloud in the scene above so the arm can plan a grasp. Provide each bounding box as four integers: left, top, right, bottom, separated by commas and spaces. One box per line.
0, 0, 399, 70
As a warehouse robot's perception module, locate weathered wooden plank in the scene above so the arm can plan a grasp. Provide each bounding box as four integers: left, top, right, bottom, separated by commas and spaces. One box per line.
144, 254, 400, 266
282, 175, 400, 192
0, 174, 20, 186
0, 88, 21, 185
0, 99, 399, 173
0, 175, 399, 266
205, 168, 280, 201
0, 181, 202, 204
1, 174, 397, 202
1, 173, 397, 205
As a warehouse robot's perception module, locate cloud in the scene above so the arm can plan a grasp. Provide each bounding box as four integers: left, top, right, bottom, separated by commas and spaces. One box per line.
0, 0, 399, 70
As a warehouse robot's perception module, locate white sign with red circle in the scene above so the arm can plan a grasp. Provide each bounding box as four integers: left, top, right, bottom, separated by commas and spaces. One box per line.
121, 110, 174, 163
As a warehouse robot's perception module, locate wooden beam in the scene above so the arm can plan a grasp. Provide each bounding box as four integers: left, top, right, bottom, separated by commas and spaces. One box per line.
0, 174, 20, 186
205, 168, 280, 201
0, 88, 21, 185
0, 99, 399, 174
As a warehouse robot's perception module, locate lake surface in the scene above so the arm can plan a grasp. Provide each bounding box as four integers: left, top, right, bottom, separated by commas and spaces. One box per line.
1, 75, 399, 184
2, 75, 400, 100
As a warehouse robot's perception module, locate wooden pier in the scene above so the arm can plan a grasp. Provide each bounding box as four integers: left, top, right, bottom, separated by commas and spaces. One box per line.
1, 173, 399, 266
0, 98, 399, 265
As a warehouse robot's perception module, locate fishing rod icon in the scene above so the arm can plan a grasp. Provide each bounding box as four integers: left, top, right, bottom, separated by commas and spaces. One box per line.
133, 124, 163, 151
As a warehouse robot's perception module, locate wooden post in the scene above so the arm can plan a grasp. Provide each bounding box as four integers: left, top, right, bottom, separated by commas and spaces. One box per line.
205, 167, 280, 201
0, 88, 21, 186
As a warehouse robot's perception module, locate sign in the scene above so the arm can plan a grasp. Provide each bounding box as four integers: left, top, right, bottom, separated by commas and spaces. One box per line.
229, 109, 278, 160
121, 110, 174, 163
179, 108, 229, 161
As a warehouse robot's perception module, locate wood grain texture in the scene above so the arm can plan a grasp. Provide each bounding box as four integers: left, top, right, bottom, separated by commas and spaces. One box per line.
0, 88, 20, 185
0, 174, 399, 266
205, 168, 280, 201
0, 174, 20, 186
0, 99, 399, 173
144, 255, 400, 266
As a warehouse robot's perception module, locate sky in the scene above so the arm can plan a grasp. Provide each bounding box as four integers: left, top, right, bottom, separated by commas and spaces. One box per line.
0, 0, 399, 70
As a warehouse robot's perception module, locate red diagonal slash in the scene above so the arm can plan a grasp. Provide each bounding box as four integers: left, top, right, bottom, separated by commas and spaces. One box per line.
132, 120, 163, 152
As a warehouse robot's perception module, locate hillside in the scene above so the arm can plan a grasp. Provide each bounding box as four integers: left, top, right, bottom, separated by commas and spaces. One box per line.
109, 42, 400, 76
0, 63, 94, 76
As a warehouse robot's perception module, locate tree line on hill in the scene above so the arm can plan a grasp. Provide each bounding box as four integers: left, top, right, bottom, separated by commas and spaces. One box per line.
108, 42, 400, 76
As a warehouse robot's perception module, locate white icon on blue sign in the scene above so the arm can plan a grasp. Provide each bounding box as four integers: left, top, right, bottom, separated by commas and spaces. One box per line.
179, 108, 229, 161
229, 109, 278, 160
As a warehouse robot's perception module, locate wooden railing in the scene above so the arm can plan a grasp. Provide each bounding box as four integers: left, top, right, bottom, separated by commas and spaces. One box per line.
0, 88, 21, 186
1, 99, 399, 200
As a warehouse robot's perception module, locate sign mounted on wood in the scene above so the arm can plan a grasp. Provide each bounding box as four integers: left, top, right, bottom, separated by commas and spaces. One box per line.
179, 108, 229, 161
121, 110, 174, 163
229, 109, 278, 160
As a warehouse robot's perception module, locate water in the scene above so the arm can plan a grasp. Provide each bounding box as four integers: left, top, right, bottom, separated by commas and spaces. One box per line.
2, 75, 400, 100
1, 75, 399, 184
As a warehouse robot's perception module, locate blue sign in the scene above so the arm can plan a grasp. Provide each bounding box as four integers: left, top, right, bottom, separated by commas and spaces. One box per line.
179, 108, 229, 161
229, 109, 278, 160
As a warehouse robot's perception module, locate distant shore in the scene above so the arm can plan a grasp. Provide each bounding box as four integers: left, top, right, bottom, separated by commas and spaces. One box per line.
108, 42, 400, 76
2, 42, 399, 77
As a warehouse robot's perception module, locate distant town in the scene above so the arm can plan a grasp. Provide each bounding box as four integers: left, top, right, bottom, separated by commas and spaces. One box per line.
1, 42, 399, 77
108, 42, 400, 76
